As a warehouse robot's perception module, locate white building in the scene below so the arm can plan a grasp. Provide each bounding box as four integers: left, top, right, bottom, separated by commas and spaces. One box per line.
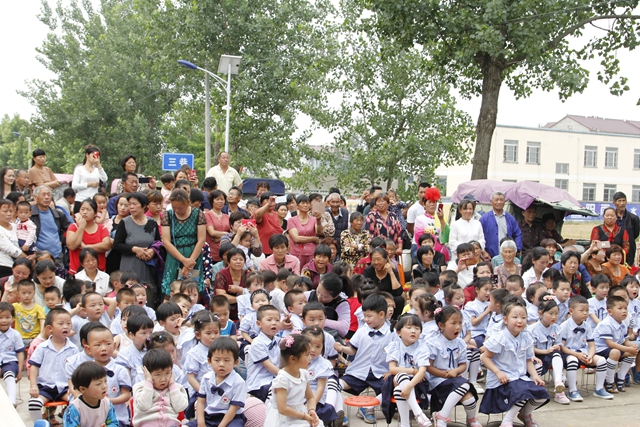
435, 115, 640, 202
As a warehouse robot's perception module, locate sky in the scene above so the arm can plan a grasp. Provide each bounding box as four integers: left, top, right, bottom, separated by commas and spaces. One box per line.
1, 2, 638, 133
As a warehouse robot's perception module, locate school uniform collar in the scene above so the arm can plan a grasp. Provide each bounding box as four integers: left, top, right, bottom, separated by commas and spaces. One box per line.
212, 369, 239, 388
606, 316, 623, 327
366, 322, 390, 336
43, 337, 75, 351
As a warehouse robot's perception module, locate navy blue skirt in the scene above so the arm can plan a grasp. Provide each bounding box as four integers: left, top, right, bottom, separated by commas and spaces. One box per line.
479, 379, 549, 414
316, 401, 338, 423
430, 377, 478, 413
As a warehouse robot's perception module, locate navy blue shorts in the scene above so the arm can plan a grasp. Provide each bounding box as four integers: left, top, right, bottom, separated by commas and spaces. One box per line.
38, 385, 69, 402
248, 383, 272, 402
187, 413, 246, 427
472, 335, 485, 349
597, 348, 612, 359
1, 361, 19, 377
342, 371, 384, 396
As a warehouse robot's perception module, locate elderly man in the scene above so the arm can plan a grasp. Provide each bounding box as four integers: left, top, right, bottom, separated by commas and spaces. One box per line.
613, 191, 640, 266
479, 191, 522, 258
107, 172, 139, 216
326, 192, 349, 252
518, 205, 543, 256
206, 151, 243, 194
30, 185, 71, 267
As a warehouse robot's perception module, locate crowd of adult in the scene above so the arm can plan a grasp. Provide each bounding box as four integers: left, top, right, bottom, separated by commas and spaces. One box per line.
1, 146, 639, 342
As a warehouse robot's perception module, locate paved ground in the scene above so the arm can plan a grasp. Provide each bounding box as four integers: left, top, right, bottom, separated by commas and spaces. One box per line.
8, 374, 640, 427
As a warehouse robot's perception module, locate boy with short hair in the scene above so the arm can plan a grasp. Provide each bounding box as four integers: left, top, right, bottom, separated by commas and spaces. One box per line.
28, 308, 78, 423
423, 271, 443, 305
210, 295, 237, 339
302, 302, 339, 365
447, 243, 476, 288
16, 200, 37, 254
67, 322, 105, 400
13, 279, 46, 348
63, 361, 118, 427
170, 293, 193, 320
594, 295, 639, 393
553, 277, 572, 323
504, 275, 525, 297
246, 305, 281, 401
43, 286, 62, 313
263, 269, 285, 313
588, 274, 610, 329
110, 288, 137, 335
154, 302, 185, 362
282, 289, 306, 337
107, 270, 123, 298
130, 283, 156, 321
115, 314, 154, 385
160, 173, 176, 209
0, 302, 25, 406
334, 294, 392, 423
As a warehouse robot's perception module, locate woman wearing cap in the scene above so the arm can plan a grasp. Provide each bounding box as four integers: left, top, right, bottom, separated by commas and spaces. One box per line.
413, 187, 450, 261
449, 198, 484, 261
116, 154, 156, 193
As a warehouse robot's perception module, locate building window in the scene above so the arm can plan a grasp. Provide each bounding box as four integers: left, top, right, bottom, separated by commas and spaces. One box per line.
583, 183, 596, 202
603, 184, 617, 202
526, 142, 540, 165
633, 186, 640, 203
605, 147, 618, 169
555, 179, 568, 190
555, 163, 569, 174
584, 146, 597, 168
634, 150, 640, 170
503, 140, 518, 163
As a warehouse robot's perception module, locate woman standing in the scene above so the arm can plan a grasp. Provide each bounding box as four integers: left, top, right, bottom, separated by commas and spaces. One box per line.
71, 145, 108, 213
413, 187, 449, 261
116, 155, 156, 193
145, 190, 164, 236
340, 212, 371, 267
113, 193, 161, 288
520, 247, 550, 288
449, 199, 484, 260
28, 149, 62, 190
276, 203, 288, 231
205, 190, 230, 263
590, 207, 630, 255
66, 199, 112, 275
214, 247, 247, 321
603, 244, 630, 285
364, 195, 403, 252
495, 240, 521, 287
363, 247, 404, 318
161, 189, 206, 296
0, 200, 26, 278
288, 195, 321, 267
0, 167, 17, 200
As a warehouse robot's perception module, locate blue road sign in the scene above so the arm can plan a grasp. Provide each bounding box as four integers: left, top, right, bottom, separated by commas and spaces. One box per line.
162, 153, 194, 171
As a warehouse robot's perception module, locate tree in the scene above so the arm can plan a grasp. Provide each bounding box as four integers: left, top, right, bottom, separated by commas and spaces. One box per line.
0, 114, 32, 170
365, 0, 640, 179
289, 2, 474, 194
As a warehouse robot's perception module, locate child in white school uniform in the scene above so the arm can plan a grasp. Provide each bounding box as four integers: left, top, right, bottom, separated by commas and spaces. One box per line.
426, 307, 481, 427
415, 293, 440, 341
184, 313, 220, 418
464, 277, 492, 349
333, 294, 393, 424
302, 302, 339, 365
0, 302, 25, 406
237, 272, 265, 321
484, 288, 510, 340
588, 274, 610, 329
115, 314, 154, 386
264, 334, 322, 427
529, 296, 569, 405
479, 298, 549, 427
559, 295, 610, 402
553, 277, 572, 324
28, 308, 79, 423
246, 305, 282, 402
67, 322, 107, 402
302, 327, 339, 426
239, 290, 271, 358
621, 276, 640, 383
282, 289, 306, 337
384, 314, 432, 427
524, 283, 546, 325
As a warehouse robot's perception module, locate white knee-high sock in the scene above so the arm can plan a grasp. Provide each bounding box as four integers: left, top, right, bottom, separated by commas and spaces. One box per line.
502, 401, 525, 424
393, 382, 411, 427
467, 350, 480, 382
617, 357, 635, 384
595, 357, 607, 389
439, 383, 469, 418
566, 356, 579, 392
461, 396, 477, 420
395, 374, 423, 416
327, 377, 343, 412
521, 398, 546, 415
3, 371, 16, 405
29, 397, 44, 423
606, 358, 618, 383
551, 353, 564, 384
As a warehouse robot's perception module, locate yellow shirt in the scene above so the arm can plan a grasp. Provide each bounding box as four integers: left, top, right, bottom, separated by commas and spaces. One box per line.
13, 303, 45, 339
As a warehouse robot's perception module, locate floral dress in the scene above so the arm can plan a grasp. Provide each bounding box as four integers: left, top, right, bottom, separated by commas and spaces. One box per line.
364, 210, 403, 247
340, 228, 372, 267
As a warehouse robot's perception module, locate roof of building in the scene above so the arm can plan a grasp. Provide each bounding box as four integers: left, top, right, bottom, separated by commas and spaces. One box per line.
544, 115, 640, 135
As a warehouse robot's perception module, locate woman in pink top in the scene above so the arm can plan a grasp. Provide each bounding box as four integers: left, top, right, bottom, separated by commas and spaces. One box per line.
205, 190, 230, 262
287, 195, 321, 267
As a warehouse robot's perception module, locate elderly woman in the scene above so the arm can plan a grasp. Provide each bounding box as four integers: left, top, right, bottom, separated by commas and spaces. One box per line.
113, 192, 161, 287
288, 194, 323, 267
603, 244, 630, 285
71, 145, 108, 213
449, 199, 485, 261
581, 240, 617, 286
66, 198, 112, 275
214, 247, 248, 321
29, 149, 63, 190
116, 155, 156, 193
591, 207, 630, 256
495, 240, 521, 287
205, 190, 231, 263
520, 247, 550, 288
365, 194, 403, 253
363, 247, 404, 318
340, 212, 371, 267
560, 251, 591, 297
161, 188, 206, 296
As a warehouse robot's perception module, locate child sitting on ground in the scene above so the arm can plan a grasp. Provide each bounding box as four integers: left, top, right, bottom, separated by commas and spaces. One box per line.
63, 361, 118, 427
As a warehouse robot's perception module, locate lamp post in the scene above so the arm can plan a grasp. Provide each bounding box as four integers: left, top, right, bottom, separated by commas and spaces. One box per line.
178, 55, 242, 172
12, 132, 31, 169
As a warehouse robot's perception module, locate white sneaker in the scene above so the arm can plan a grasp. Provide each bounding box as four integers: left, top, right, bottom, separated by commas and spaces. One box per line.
471, 382, 484, 394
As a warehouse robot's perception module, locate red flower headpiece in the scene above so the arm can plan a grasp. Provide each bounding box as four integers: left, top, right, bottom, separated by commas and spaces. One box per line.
423, 187, 441, 202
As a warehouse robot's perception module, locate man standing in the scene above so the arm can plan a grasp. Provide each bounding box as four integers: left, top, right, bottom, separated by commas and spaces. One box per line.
518, 205, 543, 256
326, 193, 349, 253
107, 172, 139, 216
254, 191, 283, 255
30, 186, 70, 268
406, 182, 430, 236
222, 186, 249, 215
205, 151, 243, 194
362, 185, 383, 216
479, 191, 522, 258
613, 191, 640, 266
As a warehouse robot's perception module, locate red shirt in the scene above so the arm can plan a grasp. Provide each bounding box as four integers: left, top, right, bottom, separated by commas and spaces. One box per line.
255, 211, 283, 255
67, 223, 109, 274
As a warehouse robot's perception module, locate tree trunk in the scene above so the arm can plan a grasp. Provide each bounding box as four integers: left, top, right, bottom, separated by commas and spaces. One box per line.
471, 58, 504, 180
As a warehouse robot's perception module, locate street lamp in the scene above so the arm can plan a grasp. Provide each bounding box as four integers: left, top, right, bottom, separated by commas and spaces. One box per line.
12, 132, 31, 169
178, 55, 242, 172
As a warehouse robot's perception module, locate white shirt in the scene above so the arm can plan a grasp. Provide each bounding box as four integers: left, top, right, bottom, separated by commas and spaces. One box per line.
465, 299, 490, 337
74, 269, 111, 296
29, 337, 79, 388
406, 202, 425, 226
346, 322, 393, 380
183, 342, 212, 395
588, 297, 608, 329
198, 370, 246, 415
483, 329, 535, 390
0, 223, 21, 268
449, 218, 485, 260
205, 165, 242, 194
246, 332, 280, 392
0, 328, 24, 363
521, 267, 548, 289
71, 164, 108, 202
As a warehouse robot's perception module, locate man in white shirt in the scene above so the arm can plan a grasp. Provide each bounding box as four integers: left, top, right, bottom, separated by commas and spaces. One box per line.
205, 151, 243, 194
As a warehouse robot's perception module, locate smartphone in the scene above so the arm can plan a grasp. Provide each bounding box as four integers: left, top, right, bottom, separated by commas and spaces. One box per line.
179, 269, 200, 280
242, 219, 256, 227
138, 177, 150, 184
597, 241, 611, 249
189, 169, 197, 180
437, 203, 443, 211
93, 152, 100, 158
465, 257, 479, 266
312, 201, 325, 214
275, 195, 287, 204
